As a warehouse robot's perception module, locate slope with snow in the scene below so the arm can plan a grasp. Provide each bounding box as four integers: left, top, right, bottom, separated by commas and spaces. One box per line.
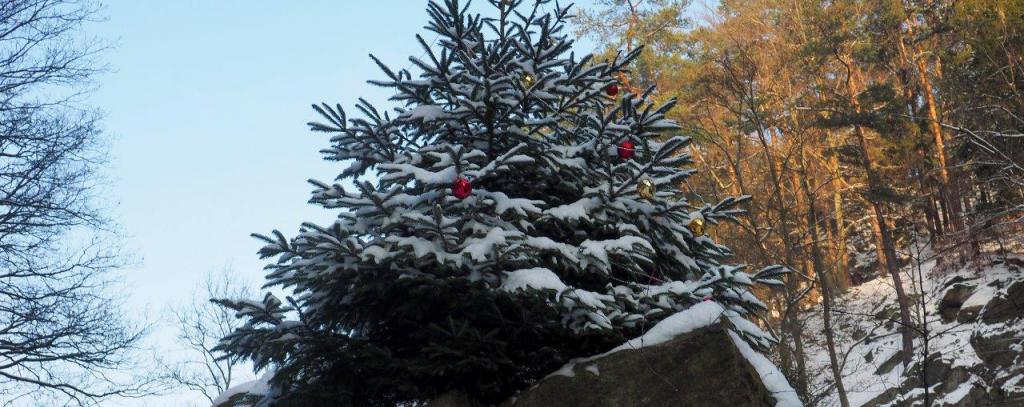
803, 247, 1024, 407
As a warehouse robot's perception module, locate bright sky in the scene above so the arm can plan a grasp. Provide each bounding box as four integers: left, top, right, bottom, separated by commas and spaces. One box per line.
87, 1, 598, 406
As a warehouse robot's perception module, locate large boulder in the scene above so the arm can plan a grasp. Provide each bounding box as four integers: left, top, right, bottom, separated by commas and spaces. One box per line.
971, 328, 1021, 368
982, 280, 1024, 323
425, 302, 800, 407
497, 324, 781, 407
938, 283, 977, 323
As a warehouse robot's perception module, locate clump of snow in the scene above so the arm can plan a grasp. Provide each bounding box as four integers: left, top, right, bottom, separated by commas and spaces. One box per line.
501, 268, 567, 292
403, 104, 447, 121
212, 370, 273, 407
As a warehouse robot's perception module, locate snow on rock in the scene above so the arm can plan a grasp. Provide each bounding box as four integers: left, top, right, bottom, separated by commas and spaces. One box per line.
606, 301, 725, 352
728, 330, 804, 407
961, 283, 996, 309
549, 302, 727, 378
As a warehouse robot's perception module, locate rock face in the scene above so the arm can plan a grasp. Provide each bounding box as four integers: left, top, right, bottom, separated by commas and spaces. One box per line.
436, 323, 776, 407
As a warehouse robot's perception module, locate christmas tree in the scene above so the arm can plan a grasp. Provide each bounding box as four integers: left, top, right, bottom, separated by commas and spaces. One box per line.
215, 0, 785, 405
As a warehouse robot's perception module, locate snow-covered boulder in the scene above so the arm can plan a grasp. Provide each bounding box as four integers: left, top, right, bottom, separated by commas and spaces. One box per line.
424, 302, 800, 407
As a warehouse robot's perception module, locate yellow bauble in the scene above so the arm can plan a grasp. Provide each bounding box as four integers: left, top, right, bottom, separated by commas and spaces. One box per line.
521, 73, 536, 88
637, 178, 656, 200
689, 218, 705, 236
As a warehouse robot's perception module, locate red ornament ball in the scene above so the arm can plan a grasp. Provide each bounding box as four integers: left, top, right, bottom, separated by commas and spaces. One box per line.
452, 177, 472, 199
702, 296, 713, 302
617, 139, 635, 160
606, 83, 619, 97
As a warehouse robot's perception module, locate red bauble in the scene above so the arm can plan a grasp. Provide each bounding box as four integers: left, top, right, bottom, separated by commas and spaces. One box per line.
702, 296, 713, 302
606, 83, 619, 97
452, 177, 472, 199
617, 140, 635, 160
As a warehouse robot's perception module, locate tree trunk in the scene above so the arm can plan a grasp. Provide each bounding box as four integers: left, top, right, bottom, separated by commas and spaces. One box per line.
904, 15, 962, 233
846, 61, 916, 366
870, 200, 915, 365
799, 149, 851, 407
827, 134, 851, 290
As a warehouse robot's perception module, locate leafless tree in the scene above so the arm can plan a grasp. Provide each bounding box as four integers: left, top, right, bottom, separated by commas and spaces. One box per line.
0, 0, 154, 405
163, 268, 255, 405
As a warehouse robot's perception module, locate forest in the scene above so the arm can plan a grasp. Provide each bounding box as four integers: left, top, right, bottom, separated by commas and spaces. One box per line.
576, 0, 1024, 405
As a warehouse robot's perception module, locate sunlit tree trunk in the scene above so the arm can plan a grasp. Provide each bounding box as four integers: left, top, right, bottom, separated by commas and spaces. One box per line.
845, 60, 915, 366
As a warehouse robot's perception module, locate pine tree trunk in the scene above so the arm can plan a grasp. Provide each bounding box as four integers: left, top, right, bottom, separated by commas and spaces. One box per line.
903, 15, 962, 233
868, 209, 888, 275
827, 135, 851, 290
894, 26, 943, 239
846, 61, 916, 366
870, 201, 915, 365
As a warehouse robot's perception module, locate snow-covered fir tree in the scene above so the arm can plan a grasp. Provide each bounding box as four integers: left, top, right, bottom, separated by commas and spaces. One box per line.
214, 0, 787, 405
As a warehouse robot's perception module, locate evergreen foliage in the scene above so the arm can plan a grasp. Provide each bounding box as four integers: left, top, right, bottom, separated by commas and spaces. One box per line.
214, 1, 781, 405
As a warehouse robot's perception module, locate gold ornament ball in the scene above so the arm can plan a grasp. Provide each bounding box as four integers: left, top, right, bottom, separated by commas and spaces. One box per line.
689, 218, 706, 236
637, 178, 656, 200
521, 73, 536, 88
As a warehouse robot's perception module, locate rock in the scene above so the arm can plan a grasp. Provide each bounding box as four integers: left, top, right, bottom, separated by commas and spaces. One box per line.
947, 385, 990, 407
957, 304, 983, 324
991, 374, 1024, 404
863, 356, 976, 407
873, 305, 900, 330
942, 275, 977, 290
938, 283, 977, 322
862, 384, 903, 407
982, 281, 1024, 323
874, 350, 906, 376
970, 330, 1021, 367
498, 324, 778, 407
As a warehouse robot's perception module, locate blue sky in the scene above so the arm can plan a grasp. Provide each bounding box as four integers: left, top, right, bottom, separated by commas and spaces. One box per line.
87, 1, 600, 405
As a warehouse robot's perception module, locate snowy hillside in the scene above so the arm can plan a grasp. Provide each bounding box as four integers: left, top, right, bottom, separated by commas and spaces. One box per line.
803, 247, 1024, 406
